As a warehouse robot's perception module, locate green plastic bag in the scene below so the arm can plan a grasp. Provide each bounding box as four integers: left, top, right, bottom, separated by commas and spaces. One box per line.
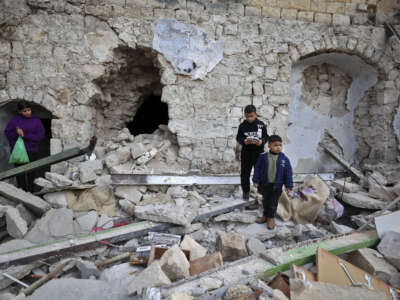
9, 137, 30, 164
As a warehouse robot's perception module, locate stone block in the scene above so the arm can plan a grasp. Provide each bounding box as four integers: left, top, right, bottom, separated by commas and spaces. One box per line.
199, 277, 223, 291
247, 237, 266, 256
245, 6, 261, 16
341, 192, 386, 210
224, 23, 238, 35
79, 160, 103, 183
167, 186, 188, 198
315, 12, 332, 24
189, 252, 223, 276
269, 95, 290, 105
348, 248, 398, 282
43, 191, 74, 208
327, 2, 345, 14
16, 204, 34, 226
75, 211, 98, 232
6, 206, 28, 238
332, 14, 351, 25
297, 11, 314, 22
262, 7, 281, 18
114, 186, 143, 203
281, 8, 297, 20
159, 244, 190, 281
265, 67, 279, 80
180, 235, 207, 261
105, 147, 132, 169
128, 261, 171, 295
377, 231, 400, 270
34, 178, 56, 190
217, 232, 248, 261
119, 199, 135, 215
45, 172, 73, 187
252, 81, 264, 95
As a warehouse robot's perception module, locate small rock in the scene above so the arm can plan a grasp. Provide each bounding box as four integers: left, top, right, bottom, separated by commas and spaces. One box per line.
75, 260, 100, 279
180, 235, 207, 261
127, 261, 171, 295
247, 237, 266, 256
114, 186, 143, 204
131, 143, 147, 159
329, 221, 353, 234
79, 160, 103, 183
34, 177, 56, 189
170, 292, 193, 300
199, 277, 223, 291
45, 172, 73, 187
105, 147, 132, 169
377, 231, 400, 270
6, 206, 28, 238
261, 247, 283, 265
159, 244, 190, 281
224, 285, 252, 300
167, 186, 188, 198
217, 232, 248, 262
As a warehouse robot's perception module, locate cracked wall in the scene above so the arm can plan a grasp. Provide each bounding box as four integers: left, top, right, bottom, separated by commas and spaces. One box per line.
0, 0, 400, 174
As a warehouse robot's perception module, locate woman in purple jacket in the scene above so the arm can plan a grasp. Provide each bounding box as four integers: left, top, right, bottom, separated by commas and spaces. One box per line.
4, 101, 45, 192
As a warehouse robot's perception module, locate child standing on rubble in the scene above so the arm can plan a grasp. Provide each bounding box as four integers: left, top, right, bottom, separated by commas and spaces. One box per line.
252, 135, 293, 230
236, 105, 268, 201
4, 101, 45, 192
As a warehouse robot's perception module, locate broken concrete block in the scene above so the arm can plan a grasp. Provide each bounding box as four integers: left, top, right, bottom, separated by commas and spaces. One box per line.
188, 191, 207, 205
180, 235, 207, 261
159, 244, 190, 281
341, 192, 386, 209
16, 204, 34, 226
25, 208, 74, 244
70, 185, 116, 217
27, 278, 122, 300
235, 223, 276, 241
247, 237, 266, 256
75, 211, 98, 232
289, 278, 385, 300
130, 142, 147, 159
217, 232, 248, 261
377, 231, 400, 270
5, 206, 28, 238
261, 247, 284, 265
34, 177, 56, 190
104, 147, 132, 169
134, 198, 199, 226
331, 179, 362, 193
224, 285, 253, 300
170, 292, 193, 300
127, 261, 171, 295
0, 239, 34, 254
215, 211, 257, 223
329, 221, 353, 234
43, 191, 74, 208
119, 199, 135, 215
114, 186, 143, 204
45, 172, 73, 187
167, 186, 188, 198
249, 278, 274, 296
348, 248, 398, 282
75, 260, 100, 279
199, 277, 223, 291
0, 182, 50, 216
368, 180, 397, 202
97, 213, 114, 229
169, 223, 203, 235
189, 252, 223, 276
0, 263, 39, 290
136, 148, 157, 165
79, 159, 103, 183
368, 171, 387, 186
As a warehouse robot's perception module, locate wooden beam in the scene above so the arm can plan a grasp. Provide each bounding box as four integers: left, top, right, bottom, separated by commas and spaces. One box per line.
0, 137, 97, 181
263, 230, 379, 278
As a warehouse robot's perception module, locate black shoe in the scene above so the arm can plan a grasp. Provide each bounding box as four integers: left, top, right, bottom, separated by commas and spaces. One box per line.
243, 192, 250, 201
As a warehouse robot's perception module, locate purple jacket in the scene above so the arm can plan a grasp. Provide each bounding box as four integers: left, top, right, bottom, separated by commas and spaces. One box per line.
4, 115, 45, 153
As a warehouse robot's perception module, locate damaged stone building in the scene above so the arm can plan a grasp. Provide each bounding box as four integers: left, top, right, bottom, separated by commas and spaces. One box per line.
0, 0, 400, 299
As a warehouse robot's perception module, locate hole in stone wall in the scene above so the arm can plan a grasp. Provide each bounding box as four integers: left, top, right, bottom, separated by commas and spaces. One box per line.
127, 94, 169, 136
0, 101, 52, 174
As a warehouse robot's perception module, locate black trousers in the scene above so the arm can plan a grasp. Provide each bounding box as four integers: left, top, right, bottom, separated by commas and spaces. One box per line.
15, 152, 39, 193
240, 150, 261, 194
261, 183, 283, 218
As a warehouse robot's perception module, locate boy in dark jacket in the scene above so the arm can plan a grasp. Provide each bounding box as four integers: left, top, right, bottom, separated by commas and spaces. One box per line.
236, 105, 268, 200
252, 135, 293, 230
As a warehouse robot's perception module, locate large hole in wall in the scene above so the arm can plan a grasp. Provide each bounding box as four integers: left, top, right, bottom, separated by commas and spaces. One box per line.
0, 101, 52, 174
127, 94, 169, 136
286, 53, 378, 173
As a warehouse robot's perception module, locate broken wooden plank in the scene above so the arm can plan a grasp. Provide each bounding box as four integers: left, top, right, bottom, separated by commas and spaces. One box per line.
0, 181, 50, 216
263, 230, 379, 278
321, 145, 365, 183
0, 137, 96, 181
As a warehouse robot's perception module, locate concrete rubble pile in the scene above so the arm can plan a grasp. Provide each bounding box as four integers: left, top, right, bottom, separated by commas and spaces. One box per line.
0, 169, 399, 300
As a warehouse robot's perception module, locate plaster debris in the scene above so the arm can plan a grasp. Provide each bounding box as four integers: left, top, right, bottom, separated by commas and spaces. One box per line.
153, 19, 224, 80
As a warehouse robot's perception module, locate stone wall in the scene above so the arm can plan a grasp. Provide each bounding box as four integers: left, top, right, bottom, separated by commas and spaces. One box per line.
0, 0, 399, 174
